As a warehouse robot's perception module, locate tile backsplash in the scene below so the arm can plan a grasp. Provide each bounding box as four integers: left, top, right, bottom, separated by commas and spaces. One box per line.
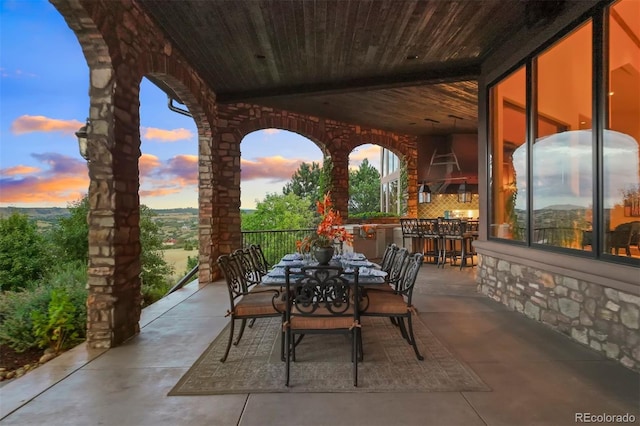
417, 194, 479, 218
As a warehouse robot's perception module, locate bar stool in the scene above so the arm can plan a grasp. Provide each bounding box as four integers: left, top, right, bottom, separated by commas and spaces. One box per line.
438, 219, 474, 269
417, 218, 440, 264
400, 218, 420, 250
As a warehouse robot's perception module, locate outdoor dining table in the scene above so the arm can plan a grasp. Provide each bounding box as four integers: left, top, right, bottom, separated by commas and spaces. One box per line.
260, 253, 387, 286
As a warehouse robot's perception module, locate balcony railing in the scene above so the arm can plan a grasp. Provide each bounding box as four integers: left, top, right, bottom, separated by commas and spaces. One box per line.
241, 228, 315, 266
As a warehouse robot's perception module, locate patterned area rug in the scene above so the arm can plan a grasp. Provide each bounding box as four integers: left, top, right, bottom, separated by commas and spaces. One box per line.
169, 316, 490, 394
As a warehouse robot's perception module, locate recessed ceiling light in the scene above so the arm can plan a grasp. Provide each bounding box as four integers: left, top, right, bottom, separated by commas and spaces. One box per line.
580, 121, 586, 125
609, 91, 614, 96
255, 54, 266, 59
406, 55, 419, 60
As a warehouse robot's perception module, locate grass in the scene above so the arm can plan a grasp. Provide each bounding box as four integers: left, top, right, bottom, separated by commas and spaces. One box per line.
163, 248, 196, 279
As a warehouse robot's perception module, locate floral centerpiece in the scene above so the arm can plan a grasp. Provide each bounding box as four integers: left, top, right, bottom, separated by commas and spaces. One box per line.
296, 192, 353, 264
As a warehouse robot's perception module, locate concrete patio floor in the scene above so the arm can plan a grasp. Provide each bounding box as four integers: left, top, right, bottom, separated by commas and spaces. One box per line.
0, 262, 638, 426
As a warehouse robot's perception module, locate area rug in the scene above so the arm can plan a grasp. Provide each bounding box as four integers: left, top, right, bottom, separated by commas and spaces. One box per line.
169, 316, 490, 395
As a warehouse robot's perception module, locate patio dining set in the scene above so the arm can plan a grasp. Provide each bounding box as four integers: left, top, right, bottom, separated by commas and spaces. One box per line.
216, 244, 424, 387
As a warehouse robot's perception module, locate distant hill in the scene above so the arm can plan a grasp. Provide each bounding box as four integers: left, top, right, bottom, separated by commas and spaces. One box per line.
0, 206, 71, 220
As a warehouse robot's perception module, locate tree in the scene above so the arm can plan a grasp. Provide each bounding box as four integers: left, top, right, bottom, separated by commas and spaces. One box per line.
282, 161, 322, 203
51, 197, 89, 263
0, 213, 51, 291
242, 193, 316, 231
51, 195, 173, 293
139, 205, 174, 290
349, 158, 381, 214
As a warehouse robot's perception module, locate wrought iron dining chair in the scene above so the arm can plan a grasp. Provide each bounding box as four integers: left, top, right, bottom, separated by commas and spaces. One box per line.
361, 252, 425, 360
284, 265, 362, 387
217, 253, 285, 362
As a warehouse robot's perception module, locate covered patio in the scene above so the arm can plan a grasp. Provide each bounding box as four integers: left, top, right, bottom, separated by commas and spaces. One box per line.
5, 1, 637, 422
1, 264, 637, 425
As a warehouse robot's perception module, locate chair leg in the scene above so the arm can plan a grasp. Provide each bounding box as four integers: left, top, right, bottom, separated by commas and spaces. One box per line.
220, 318, 235, 362
233, 318, 247, 345
406, 315, 424, 361
397, 317, 410, 341
248, 318, 256, 328
353, 330, 358, 387
285, 329, 291, 387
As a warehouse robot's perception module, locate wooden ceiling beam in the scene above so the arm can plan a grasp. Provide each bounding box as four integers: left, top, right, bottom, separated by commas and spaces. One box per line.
215, 62, 481, 103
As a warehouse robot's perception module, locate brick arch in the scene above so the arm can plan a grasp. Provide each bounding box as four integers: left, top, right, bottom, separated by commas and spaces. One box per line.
139, 65, 217, 285
235, 115, 330, 156
50, 0, 222, 348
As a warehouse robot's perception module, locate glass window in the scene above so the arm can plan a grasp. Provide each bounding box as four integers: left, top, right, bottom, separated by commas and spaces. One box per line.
604, 0, 640, 259
389, 179, 399, 214
489, 66, 527, 241
533, 21, 593, 250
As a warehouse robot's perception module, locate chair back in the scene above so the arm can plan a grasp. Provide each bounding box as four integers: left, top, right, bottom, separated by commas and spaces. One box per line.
396, 253, 424, 302
248, 244, 270, 276
232, 248, 261, 287
217, 254, 247, 306
439, 218, 465, 238
417, 218, 439, 237
400, 218, 419, 236
380, 243, 398, 273
285, 265, 359, 318
387, 247, 409, 288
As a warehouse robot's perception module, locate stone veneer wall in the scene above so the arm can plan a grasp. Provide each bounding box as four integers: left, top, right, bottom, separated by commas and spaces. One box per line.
477, 254, 640, 371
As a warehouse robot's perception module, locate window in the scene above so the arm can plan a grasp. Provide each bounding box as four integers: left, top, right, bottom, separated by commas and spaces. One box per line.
533, 21, 593, 250
489, 66, 527, 241
603, 0, 640, 258
488, 1, 639, 264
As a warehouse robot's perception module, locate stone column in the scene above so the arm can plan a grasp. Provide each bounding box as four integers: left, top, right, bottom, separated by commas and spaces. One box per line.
85, 68, 142, 348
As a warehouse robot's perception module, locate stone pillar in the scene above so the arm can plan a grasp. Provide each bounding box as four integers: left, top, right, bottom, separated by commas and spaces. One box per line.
328, 142, 350, 217
85, 68, 142, 348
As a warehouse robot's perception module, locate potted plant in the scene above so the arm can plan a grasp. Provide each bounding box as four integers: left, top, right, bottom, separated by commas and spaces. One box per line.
297, 193, 353, 264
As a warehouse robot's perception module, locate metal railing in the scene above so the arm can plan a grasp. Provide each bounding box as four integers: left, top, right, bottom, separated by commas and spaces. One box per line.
164, 264, 199, 297
242, 228, 315, 265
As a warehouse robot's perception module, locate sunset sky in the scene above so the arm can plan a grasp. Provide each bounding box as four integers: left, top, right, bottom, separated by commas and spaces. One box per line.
0, 0, 380, 210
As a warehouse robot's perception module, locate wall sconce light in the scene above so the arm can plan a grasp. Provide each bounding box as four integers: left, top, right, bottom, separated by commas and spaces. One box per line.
458, 181, 472, 203
418, 182, 431, 204
75, 118, 90, 161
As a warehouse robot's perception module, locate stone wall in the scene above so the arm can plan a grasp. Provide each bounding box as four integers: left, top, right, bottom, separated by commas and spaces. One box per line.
477, 254, 640, 371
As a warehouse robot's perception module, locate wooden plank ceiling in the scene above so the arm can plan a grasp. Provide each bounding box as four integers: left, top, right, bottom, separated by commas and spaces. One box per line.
138, 0, 554, 136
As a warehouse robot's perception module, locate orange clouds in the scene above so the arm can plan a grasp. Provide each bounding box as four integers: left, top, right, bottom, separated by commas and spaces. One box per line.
350, 145, 381, 162
241, 155, 304, 181
139, 153, 161, 178
11, 115, 84, 135
0, 165, 41, 176
142, 126, 193, 142
262, 128, 281, 135
1, 154, 88, 205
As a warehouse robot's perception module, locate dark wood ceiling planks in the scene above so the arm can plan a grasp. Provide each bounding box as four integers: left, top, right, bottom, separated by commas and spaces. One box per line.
138, 0, 534, 135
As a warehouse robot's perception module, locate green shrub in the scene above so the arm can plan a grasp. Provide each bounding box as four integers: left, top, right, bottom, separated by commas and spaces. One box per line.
141, 277, 171, 308
349, 211, 399, 219
0, 261, 87, 353
32, 289, 81, 353
0, 286, 51, 352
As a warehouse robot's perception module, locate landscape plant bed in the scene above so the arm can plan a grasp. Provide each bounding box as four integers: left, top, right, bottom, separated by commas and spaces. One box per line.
0, 344, 44, 381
